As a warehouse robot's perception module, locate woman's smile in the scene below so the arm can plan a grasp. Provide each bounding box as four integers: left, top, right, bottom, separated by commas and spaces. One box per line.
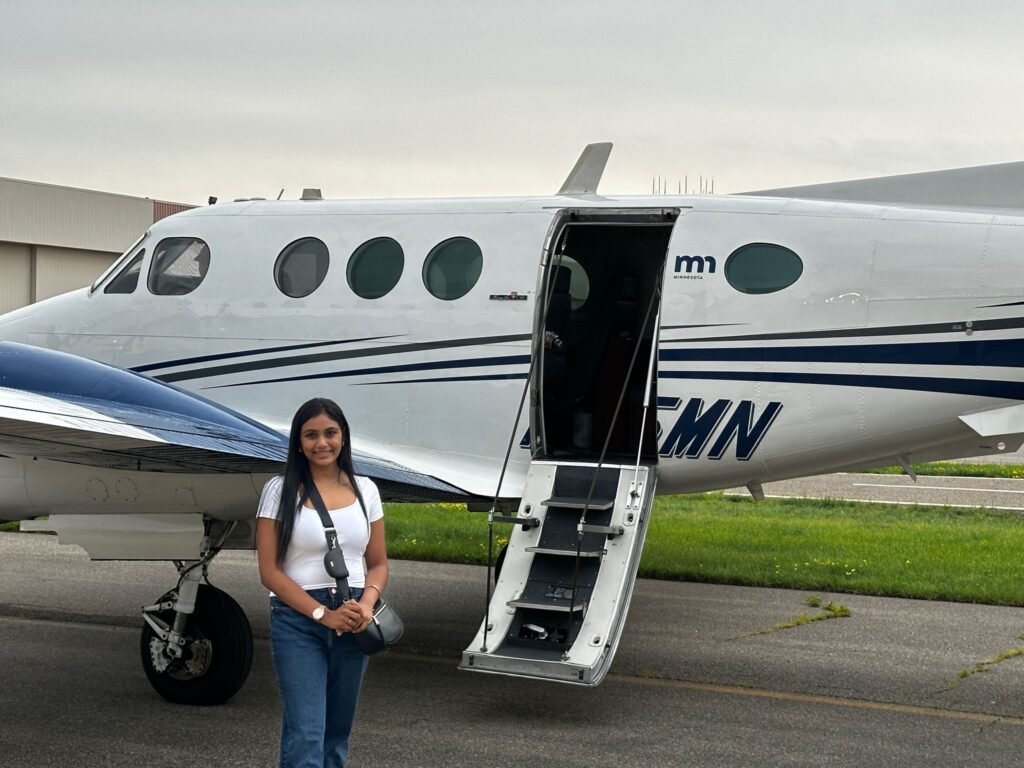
300, 413, 344, 466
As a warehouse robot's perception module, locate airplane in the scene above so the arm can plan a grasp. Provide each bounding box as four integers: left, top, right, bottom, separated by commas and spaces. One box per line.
3, 142, 1024, 702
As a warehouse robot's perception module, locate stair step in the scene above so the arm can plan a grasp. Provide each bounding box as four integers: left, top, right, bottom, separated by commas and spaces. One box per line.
541, 496, 614, 511
491, 514, 540, 529
526, 546, 603, 558
507, 597, 586, 613
579, 523, 625, 536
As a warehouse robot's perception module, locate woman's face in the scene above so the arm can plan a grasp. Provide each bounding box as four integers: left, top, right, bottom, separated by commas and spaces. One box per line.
299, 412, 344, 468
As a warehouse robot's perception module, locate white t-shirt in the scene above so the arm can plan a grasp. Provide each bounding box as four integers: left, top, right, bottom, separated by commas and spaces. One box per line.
257, 474, 384, 590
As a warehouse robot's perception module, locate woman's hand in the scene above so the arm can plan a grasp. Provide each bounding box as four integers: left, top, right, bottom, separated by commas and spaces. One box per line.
350, 599, 374, 633
326, 599, 372, 634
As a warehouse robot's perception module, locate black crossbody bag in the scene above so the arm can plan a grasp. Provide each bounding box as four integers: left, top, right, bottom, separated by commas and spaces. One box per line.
306, 480, 403, 655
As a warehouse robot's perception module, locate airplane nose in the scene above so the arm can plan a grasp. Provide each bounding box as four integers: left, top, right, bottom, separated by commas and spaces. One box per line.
0, 310, 32, 342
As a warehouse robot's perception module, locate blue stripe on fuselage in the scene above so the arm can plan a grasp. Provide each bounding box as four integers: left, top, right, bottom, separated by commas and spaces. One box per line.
660, 369, 1024, 400
659, 338, 1024, 368
204, 354, 532, 389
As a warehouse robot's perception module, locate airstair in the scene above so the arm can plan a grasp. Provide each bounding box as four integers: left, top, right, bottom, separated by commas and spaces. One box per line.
460, 207, 674, 685
460, 459, 656, 684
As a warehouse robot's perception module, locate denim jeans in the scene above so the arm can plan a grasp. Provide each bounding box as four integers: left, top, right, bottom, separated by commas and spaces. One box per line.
270, 587, 369, 768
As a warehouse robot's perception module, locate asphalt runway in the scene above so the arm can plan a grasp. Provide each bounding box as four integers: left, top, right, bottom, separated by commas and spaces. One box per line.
726, 471, 1024, 511
3, 528, 1024, 768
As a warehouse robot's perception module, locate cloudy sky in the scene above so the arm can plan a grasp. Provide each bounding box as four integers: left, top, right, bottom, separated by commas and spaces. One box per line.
3, 1, 1024, 204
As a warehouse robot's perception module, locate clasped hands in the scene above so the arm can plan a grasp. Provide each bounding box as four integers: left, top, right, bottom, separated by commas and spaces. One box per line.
323, 599, 372, 636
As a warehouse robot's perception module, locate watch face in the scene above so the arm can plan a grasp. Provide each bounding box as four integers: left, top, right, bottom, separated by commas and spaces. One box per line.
313, 606, 325, 620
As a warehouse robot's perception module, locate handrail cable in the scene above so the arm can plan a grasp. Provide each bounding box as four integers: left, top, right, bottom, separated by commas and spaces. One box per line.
480, 244, 566, 653
566, 277, 661, 645
630, 262, 665, 494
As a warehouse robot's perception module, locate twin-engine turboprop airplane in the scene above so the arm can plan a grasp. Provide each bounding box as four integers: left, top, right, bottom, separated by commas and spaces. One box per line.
3, 143, 1024, 700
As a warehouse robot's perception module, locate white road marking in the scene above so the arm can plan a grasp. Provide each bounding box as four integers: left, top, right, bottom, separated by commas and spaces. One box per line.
723, 491, 1024, 511
853, 483, 1024, 495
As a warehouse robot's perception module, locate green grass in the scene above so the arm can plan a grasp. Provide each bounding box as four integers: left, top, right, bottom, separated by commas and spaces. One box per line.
383, 493, 1024, 607
384, 502, 514, 566
9, 482, 1024, 606
0, 521, 19, 533
866, 461, 1024, 479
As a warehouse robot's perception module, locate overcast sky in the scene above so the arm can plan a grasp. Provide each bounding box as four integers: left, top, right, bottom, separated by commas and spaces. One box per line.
3, 1, 1024, 204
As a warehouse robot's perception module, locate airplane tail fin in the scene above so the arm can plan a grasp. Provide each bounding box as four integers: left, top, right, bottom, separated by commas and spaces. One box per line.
558, 142, 613, 196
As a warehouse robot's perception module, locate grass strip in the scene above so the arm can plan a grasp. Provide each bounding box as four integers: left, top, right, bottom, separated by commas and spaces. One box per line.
866, 461, 1024, 479
384, 493, 1024, 606
9, 489, 1024, 606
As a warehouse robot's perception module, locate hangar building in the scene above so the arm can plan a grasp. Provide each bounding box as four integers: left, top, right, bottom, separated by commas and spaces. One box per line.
0, 177, 193, 314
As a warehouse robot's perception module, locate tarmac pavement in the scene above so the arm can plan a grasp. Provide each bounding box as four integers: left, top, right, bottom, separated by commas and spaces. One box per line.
728, 471, 1024, 511
3, 528, 1024, 767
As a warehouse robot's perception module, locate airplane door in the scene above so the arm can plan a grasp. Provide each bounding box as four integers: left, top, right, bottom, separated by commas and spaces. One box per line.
461, 207, 680, 685
530, 209, 679, 463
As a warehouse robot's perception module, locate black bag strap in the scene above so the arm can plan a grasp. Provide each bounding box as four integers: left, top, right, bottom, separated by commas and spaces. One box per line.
307, 477, 370, 602
307, 481, 351, 600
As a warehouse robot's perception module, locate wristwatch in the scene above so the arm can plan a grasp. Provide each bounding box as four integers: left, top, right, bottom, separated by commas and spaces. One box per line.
312, 605, 326, 623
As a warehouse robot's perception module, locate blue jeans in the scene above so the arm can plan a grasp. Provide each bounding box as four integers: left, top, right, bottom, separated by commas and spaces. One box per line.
270, 587, 369, 768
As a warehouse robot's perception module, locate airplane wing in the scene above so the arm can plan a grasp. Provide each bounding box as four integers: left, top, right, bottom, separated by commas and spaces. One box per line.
742, 160, 1024, 210
0, 342, 468, 500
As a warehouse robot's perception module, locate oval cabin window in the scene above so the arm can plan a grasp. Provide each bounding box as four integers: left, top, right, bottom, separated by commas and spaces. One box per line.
275, 237, 330, 298
347, 237, 404, 299
422, 237, 483, 301
724, 243, 803, 294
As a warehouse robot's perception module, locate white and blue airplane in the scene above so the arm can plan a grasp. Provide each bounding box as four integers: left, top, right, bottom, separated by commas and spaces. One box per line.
2, 143, 1024, 701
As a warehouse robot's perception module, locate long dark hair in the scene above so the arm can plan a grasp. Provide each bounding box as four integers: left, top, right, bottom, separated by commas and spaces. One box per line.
274, 397, 366, 565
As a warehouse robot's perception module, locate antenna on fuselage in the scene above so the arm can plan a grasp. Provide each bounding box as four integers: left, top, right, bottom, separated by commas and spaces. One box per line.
558, 142, 613, 195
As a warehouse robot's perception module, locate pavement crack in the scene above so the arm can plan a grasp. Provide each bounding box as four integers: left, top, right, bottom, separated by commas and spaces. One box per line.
947, 633, 1024, 690
729, 595, 850, 640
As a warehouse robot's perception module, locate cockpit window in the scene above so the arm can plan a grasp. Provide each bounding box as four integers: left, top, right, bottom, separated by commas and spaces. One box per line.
275, 237, 330, 298
422, 237, 483, 300
724, 243, 803, 294
91, 232, 148, 293
148, 237, 210, 296
104, 250, 145, 294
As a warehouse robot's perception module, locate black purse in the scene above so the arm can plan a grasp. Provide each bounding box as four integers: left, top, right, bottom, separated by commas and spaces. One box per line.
307, 481, 403, 655
355, 597, 404, 655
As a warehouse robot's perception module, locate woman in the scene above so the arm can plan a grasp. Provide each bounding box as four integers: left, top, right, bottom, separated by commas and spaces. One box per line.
256, 397, 389, 768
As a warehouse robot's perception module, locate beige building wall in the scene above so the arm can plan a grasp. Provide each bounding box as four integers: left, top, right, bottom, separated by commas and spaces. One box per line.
0, 242, 32, 314
34, 246, 119, 302
0, 177, 154, 254
0, 177, 192, 312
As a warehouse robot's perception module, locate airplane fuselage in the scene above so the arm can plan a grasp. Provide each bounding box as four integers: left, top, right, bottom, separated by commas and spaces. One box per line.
2, 192, 1023, 517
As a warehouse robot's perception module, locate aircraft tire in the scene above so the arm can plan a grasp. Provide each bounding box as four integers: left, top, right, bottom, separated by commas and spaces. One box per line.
140, 583, 253, 706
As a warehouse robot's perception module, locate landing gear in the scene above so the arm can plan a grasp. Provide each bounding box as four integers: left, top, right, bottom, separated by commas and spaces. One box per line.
139, 520, 253, 705
141, 582, 253, 705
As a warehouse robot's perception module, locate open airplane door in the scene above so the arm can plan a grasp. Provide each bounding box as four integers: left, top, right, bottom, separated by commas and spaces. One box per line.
461, 207, 678, 684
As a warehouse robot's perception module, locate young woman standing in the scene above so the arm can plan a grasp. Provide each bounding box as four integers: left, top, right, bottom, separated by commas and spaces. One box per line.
256, 397, 389, 768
